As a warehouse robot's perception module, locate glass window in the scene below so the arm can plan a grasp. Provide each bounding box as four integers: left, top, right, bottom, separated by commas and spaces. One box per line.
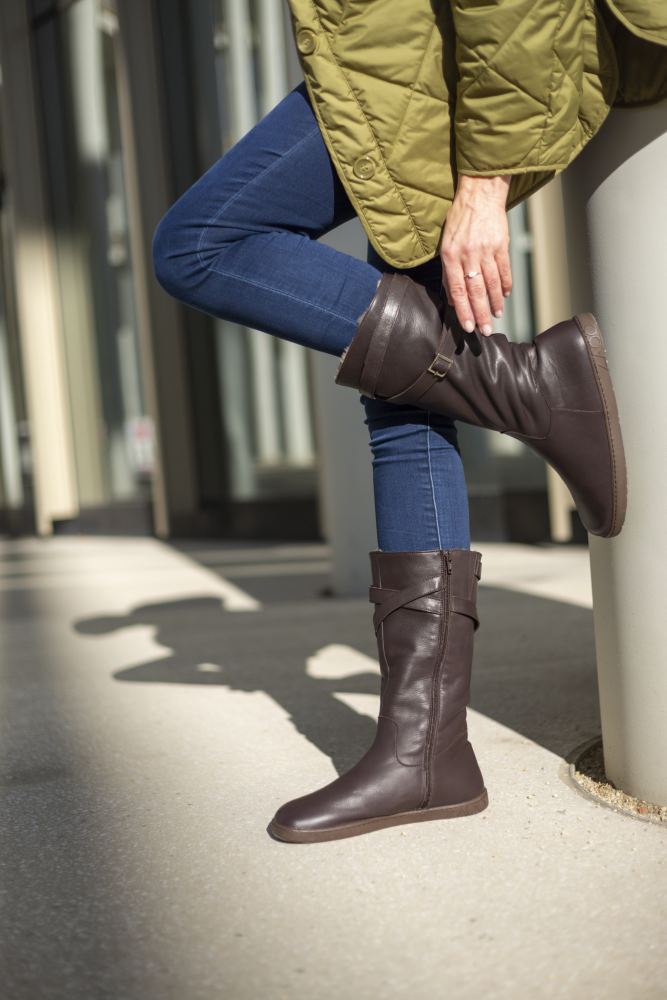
33, 0, 154, 509
0, 91, 34, 530
193, 0, 318, 502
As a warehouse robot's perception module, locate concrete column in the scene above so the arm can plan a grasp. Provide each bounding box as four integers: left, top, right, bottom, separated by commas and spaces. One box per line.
62, 0, 113, 504
282, 8, 376, 594
226, 0, 282, 468
115, 0, 200, 535
258, 0, 315, 468
0, 0, 79, 533
561, 101, 667, 804
309, 216, 377, 596
311, 346, 378, 596
527, 179, 577, 542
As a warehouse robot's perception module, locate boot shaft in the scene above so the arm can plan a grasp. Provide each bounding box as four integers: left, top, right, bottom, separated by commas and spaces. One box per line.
337, 272, 549, 436
336, 272, 626, 538
269, 547, 488, 839
368, 548, 482, 770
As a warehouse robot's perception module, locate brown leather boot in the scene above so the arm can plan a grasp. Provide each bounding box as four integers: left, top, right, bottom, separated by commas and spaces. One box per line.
269, 548, 488, 843
336, 272, 627, 538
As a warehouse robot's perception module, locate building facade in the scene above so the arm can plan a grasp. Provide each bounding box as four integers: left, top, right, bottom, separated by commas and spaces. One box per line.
0, 0, 567, 545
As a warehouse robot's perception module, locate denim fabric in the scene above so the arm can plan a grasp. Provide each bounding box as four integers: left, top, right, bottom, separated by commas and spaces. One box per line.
152, 81, 470, 552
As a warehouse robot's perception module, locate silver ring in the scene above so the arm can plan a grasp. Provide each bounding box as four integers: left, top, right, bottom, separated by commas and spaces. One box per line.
464, 270, 481, 279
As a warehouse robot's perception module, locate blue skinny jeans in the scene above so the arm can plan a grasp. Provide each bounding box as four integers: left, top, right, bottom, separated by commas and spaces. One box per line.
152, 81, 470, 552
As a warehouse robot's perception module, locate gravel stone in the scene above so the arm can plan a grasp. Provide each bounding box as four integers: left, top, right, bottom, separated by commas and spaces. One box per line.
572, 739, 667, 824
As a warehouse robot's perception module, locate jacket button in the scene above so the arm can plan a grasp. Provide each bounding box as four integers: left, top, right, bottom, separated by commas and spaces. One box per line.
296, 28, 317, 54
353, 155, 375, 180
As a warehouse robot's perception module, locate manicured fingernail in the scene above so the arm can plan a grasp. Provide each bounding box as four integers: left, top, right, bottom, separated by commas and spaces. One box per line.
463, 320, 475, 333
504, 291, 511, 297
494, 309, 503, 318
482, 324, 493, 336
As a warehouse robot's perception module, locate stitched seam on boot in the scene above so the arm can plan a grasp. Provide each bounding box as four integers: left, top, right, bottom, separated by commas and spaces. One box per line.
553, 406, 604, 414
420, 555, 448, 809
378, 715, 422, 768
433, 726, 468, 762
424, 611, 454, 808
361, 279, 408, 395
510, 406, 605, 441
526, 349, 553, 439
378, 620, 428, 768
378, 625, 390, 684
575, 315, 619, 531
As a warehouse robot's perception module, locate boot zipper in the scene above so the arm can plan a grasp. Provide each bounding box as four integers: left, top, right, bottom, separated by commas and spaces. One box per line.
421, 550, 452, 808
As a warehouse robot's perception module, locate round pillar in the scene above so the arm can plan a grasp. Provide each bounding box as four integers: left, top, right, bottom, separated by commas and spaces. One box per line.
561, 100, 667, 804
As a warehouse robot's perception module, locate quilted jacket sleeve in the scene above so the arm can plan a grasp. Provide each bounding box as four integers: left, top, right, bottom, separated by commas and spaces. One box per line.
450, 0, 587, 176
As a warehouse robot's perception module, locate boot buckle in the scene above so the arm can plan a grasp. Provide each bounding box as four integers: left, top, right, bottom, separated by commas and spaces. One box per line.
427, 353, 453, 378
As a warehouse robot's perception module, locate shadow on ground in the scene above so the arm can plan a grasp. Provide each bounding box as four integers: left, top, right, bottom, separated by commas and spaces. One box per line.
73, 585, 600, 773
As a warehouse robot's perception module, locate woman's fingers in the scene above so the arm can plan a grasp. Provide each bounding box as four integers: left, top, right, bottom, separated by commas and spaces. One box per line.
480, 255, 505, 320
461, 266, 493, 335
443, 255, 497, 336
439, 173, 512, 334
442, 257, 476, 333
443, 254, 509, 336
496, 245, 513, 299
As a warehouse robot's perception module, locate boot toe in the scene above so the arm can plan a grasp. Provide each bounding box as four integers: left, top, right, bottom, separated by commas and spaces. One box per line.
269, 789, 341, 840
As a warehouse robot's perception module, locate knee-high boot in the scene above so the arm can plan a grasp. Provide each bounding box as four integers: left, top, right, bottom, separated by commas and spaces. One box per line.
269, 547, 488, 843
336, 272, 627, 538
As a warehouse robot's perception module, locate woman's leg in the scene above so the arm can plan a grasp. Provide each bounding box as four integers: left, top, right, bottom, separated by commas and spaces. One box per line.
152, 81, 382, 357
361, 246, 471, 552
152, 81, 470, 551
361, 396, 471, 551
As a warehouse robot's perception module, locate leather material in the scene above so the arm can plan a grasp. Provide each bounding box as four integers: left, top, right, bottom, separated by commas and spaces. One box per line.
270, 548, 486, 836
336, 272, 627, 538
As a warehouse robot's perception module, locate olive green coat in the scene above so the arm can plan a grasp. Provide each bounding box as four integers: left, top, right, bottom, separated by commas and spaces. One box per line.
286, 0, 667, 268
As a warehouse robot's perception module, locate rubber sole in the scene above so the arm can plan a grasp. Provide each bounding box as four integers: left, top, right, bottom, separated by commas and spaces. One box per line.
574, 313, 628, 537
268, 788, 489, 844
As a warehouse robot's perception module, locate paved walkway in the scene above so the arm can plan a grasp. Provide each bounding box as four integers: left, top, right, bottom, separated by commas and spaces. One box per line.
1, 536, 664, 1000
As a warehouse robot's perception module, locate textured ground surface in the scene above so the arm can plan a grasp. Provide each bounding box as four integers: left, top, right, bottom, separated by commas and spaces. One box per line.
1, 536, 664, 1000
573, 740, 667, 823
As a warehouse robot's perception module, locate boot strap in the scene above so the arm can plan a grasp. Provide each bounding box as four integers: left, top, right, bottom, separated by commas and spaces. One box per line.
369, 579, 480, 632
385, 322, 457, 405
359, 274, 407, 398
450, 596, 480, 629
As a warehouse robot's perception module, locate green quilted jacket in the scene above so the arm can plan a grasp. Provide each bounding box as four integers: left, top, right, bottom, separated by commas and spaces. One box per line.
286, 0, 667, 267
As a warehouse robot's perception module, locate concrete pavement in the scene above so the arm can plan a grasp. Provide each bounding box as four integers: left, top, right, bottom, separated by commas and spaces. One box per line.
0, 536, 664, 1000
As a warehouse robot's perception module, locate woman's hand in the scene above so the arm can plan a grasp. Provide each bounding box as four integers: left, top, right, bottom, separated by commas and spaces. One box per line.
440, 174, 512, 336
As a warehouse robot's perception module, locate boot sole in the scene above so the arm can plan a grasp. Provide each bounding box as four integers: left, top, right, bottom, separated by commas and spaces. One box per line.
574, 313, 627, 537
268, 788, 489, 844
